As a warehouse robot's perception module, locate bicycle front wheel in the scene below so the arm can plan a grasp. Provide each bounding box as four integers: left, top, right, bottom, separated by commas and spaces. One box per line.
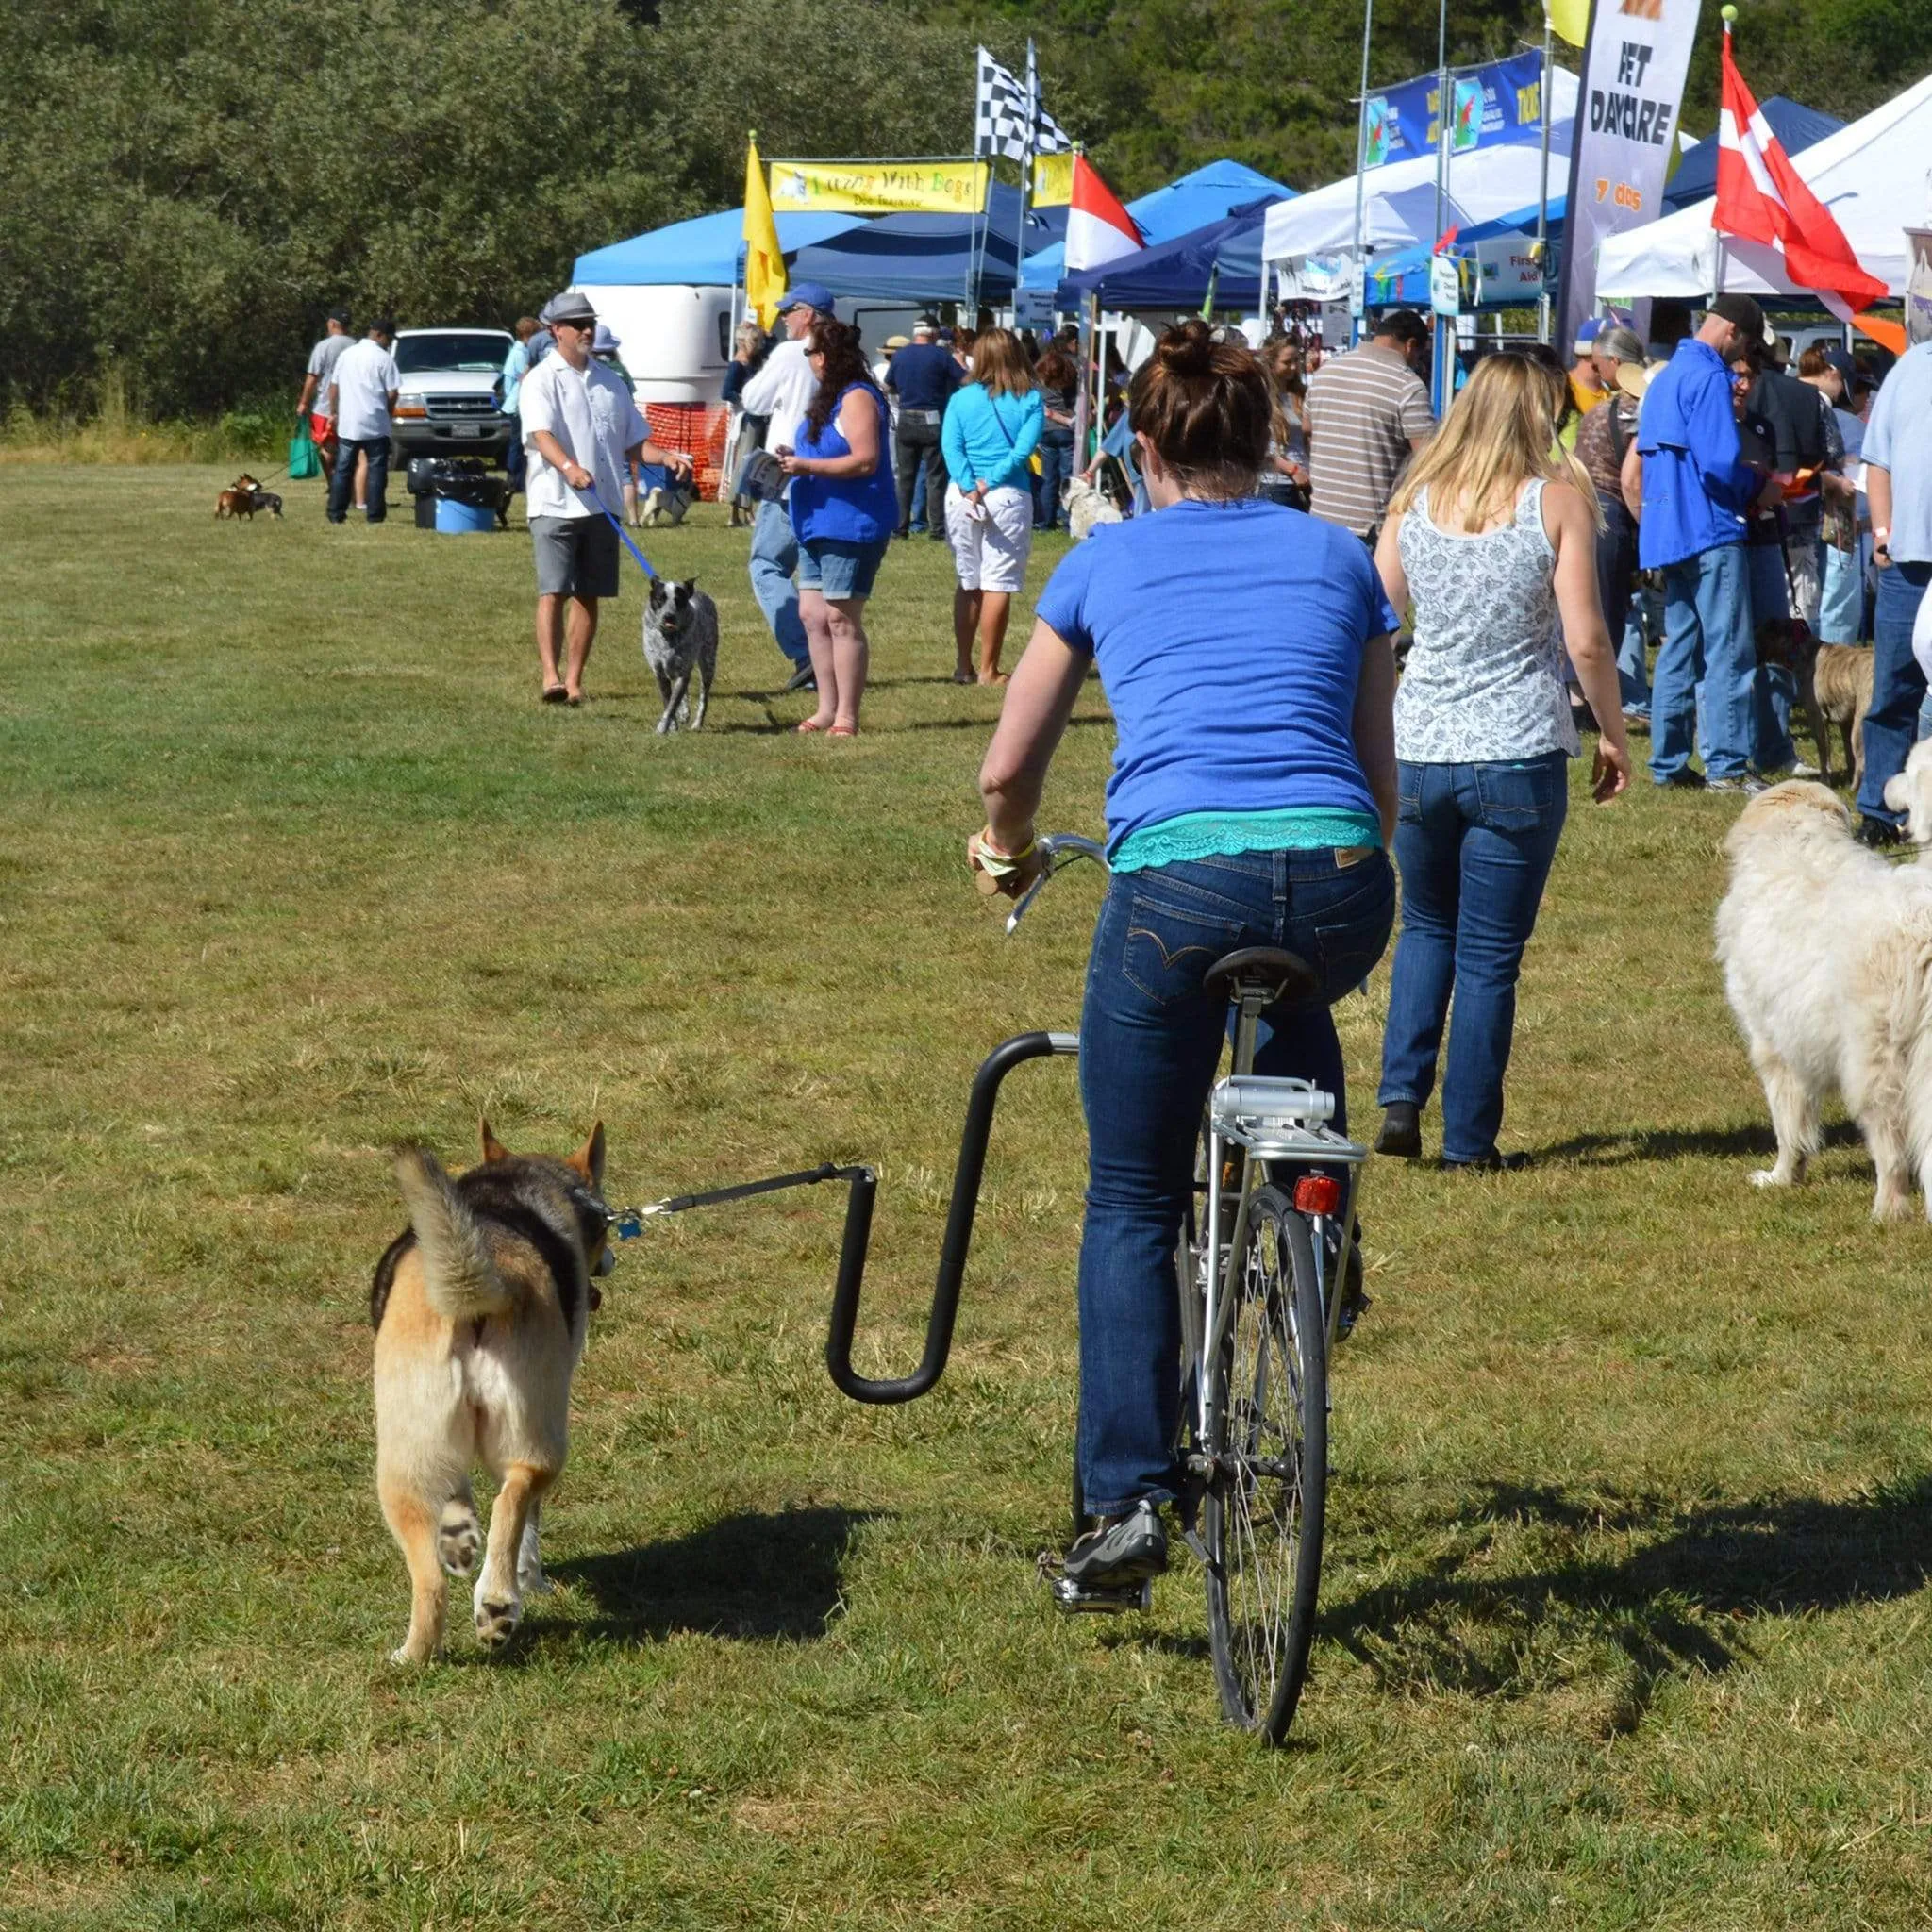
1203, 1185, 1327, 1743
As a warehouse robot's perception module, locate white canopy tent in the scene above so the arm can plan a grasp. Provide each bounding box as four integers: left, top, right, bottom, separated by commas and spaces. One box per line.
1596, 68, 1932, 300
1262, 67, 1577, 271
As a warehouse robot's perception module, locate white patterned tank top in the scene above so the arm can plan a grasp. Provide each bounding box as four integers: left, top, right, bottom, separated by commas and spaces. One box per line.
1391, 478, 1579, 765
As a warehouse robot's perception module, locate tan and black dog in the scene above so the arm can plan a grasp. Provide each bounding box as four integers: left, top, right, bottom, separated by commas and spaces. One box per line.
1756, 619, 1874, 791
371, 1122, 611, 1663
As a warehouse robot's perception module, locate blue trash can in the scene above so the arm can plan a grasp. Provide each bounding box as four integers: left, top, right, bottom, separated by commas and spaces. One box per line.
434, 496, 495, 535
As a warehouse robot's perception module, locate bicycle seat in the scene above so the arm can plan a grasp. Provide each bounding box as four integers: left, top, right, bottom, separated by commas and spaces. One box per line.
1203, 945, 1321, 1008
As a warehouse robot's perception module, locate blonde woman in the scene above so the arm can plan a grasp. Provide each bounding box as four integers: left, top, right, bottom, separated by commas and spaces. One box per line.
1371, 352, 1631, 1171
941, 328, 1043, 683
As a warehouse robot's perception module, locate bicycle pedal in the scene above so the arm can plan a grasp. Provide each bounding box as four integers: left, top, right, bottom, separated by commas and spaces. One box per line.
1051, 1574, 1154, 1615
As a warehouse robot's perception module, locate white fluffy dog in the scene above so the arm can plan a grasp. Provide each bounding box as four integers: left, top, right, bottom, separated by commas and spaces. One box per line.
1065, 475, 1123, 543
1716, 779, 1932, 1220
1882, 736, 1932, 847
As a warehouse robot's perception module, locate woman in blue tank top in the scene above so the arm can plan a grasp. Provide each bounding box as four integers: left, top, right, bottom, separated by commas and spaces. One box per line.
970, 321, 1399, 1594
781, 320, 896, 736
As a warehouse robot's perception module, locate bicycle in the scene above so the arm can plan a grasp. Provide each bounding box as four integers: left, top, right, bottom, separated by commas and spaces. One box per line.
1008, 833, 1368, 1745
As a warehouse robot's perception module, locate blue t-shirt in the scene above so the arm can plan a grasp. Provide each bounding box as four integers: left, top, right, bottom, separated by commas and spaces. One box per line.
1865, 340, 1932, 566
1035, 498, 1398, 858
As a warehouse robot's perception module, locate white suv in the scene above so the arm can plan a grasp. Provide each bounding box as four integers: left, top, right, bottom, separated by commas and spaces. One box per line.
390, 327, 515, 466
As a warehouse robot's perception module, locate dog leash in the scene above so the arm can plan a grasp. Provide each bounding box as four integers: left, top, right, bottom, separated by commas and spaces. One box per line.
585, 483, 660, 582
606, 1162, 858, 1241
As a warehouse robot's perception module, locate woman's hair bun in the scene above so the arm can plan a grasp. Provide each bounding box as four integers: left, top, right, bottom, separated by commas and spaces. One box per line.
1156, 318, 1219, 378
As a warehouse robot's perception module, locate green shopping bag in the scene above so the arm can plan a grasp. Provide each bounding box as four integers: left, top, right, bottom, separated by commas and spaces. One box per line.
288, 423, 321, 481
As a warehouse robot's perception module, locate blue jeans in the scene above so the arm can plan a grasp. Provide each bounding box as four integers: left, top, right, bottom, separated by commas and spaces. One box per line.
1378, 756, 1568, 1163
749, 497, 809, 668
1745, 541, 1796, 772
1857, 561, 1932, 825
1076, 847, 1396, 1515
1035, 429, 1074, 529
326, 435, 390, 524
1651, 543, 1757, 782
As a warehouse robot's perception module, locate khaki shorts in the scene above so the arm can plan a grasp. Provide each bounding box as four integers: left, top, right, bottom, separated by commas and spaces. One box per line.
530, 514, 619, 600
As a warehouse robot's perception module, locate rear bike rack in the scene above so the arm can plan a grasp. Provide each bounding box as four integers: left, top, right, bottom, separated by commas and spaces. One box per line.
824, 1029, 1077, 1404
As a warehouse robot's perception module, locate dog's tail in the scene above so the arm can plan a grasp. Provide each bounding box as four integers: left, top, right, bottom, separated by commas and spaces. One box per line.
392, 1145, 518, 1324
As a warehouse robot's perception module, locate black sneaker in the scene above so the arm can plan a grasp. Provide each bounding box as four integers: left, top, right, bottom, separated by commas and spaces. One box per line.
1857, 816, 1907, 850
1441, 1149, 1532, 1174
1658, 769, 1707, 790
783, 662, 818, 694
1374, 1102, 1421, 1159
1060, 1499, 1167, 1590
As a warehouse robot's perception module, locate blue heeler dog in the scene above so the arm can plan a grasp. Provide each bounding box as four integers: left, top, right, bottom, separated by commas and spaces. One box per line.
641, 577, 719, 734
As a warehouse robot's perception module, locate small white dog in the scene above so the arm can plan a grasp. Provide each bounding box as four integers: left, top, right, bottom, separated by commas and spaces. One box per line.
1716, 780, 1932, 1220
1065, 475, 1122, 543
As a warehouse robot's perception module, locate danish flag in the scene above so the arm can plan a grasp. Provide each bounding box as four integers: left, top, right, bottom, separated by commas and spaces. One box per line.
1064, 154, 1143, 274
1714, 25, 1903, 350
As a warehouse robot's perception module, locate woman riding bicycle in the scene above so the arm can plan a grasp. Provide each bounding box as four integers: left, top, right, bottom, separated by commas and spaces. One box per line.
971, 321, 1400, 1594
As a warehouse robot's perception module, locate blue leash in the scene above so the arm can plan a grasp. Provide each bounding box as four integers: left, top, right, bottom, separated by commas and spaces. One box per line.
585, 484, 659, 581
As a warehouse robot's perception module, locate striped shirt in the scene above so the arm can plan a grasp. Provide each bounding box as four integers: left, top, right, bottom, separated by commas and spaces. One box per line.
1305, 343, 1436, 537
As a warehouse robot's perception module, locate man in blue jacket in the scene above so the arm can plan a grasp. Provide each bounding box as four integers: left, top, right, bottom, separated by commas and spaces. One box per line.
1636, 292, 1775, 792
885, 319, 960, 541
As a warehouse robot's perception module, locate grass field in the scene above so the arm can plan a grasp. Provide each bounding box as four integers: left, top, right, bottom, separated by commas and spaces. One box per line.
6, 463, 1932, 1930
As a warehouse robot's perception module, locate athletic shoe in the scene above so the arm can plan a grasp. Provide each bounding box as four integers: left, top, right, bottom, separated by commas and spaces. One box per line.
1441, 1150, 1533, 1174
1060, 1499, 1167, 1590
1857, 816, 1907, 849
1374, 1102, 1421, 1159
1705, 776, 1767, 796
1787, 760, 1822, 779
783, 662, 817, 694
1657, 770, 1707, 790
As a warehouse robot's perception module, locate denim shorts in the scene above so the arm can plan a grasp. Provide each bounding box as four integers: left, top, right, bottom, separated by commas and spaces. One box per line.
797, 535, 889, 600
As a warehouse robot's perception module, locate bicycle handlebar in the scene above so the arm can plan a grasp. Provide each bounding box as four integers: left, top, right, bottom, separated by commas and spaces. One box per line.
1002, 832, 1109, 936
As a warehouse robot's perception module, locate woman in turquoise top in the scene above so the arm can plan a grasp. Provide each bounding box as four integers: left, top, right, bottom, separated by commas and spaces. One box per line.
970, 322, 1398, 1596
941, 330, 1043, 685
781, 320, 896, 738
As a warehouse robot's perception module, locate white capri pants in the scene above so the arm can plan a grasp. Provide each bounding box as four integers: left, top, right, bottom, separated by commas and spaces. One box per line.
945, 483, 1034, 593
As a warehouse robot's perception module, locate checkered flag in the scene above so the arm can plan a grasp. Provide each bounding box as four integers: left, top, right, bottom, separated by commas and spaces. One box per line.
975, 44, 1073, 161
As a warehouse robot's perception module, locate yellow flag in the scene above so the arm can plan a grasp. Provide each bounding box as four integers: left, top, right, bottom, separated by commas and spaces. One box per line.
743, 136, 785, 330
1546, 0, 1590, 48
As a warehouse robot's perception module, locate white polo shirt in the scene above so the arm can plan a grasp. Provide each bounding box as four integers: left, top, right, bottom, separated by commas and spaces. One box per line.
331, 338, 400, 441
519, 353, 646, 521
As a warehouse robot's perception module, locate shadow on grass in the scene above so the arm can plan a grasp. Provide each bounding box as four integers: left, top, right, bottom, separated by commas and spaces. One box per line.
548, 1507, 879, 1643
1324, 1474, 1932, 1723
1531, 1119, 1865, 1167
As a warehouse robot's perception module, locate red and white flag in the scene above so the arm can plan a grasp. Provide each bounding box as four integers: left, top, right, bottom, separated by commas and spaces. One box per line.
1714, 25, 1903, 351
1064, 154, 1142, 274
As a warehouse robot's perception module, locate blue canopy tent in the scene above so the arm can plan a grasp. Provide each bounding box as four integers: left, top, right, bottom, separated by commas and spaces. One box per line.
1660, 96, 1843, 212
574, 207, 866, 286
1054, 197, 1284, 311
784, 183, 1066, 307
1022, 159, 1296, 290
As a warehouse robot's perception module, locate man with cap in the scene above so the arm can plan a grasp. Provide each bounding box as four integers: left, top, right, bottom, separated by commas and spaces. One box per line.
1629, 292, 1779, 792
296, 308, 353, 490
1569, 317, 1609, 418
884, 318, 960, 541
326, 317, 400, 525
1852, 327, 1932, 843
519, 289, 693, 705
739, 281, 838, 689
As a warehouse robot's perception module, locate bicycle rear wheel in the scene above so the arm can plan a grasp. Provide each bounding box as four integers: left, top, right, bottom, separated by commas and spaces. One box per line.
1203, 1185, 1327, 1743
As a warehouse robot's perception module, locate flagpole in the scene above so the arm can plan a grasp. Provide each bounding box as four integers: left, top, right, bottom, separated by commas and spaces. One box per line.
1073, 143, 1093, 464
1018, 40, 1039, 325
1351, 0, 1374, 347
1431, 0, 1453, 415
1535, 15, 1555, 343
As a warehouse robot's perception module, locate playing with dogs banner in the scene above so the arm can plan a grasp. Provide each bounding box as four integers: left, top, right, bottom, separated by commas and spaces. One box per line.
1557, 0, 1703, 350
769, 159, 990, 215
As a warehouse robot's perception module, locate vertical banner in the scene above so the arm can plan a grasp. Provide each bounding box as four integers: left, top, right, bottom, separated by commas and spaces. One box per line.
1557, 0, 1702, 351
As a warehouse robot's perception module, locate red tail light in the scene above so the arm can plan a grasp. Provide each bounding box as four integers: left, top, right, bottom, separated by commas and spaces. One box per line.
1293, 1174, 1342, 1217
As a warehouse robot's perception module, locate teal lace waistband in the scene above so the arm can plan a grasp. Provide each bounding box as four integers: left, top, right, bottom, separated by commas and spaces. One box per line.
1112, 807, 1383, 874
